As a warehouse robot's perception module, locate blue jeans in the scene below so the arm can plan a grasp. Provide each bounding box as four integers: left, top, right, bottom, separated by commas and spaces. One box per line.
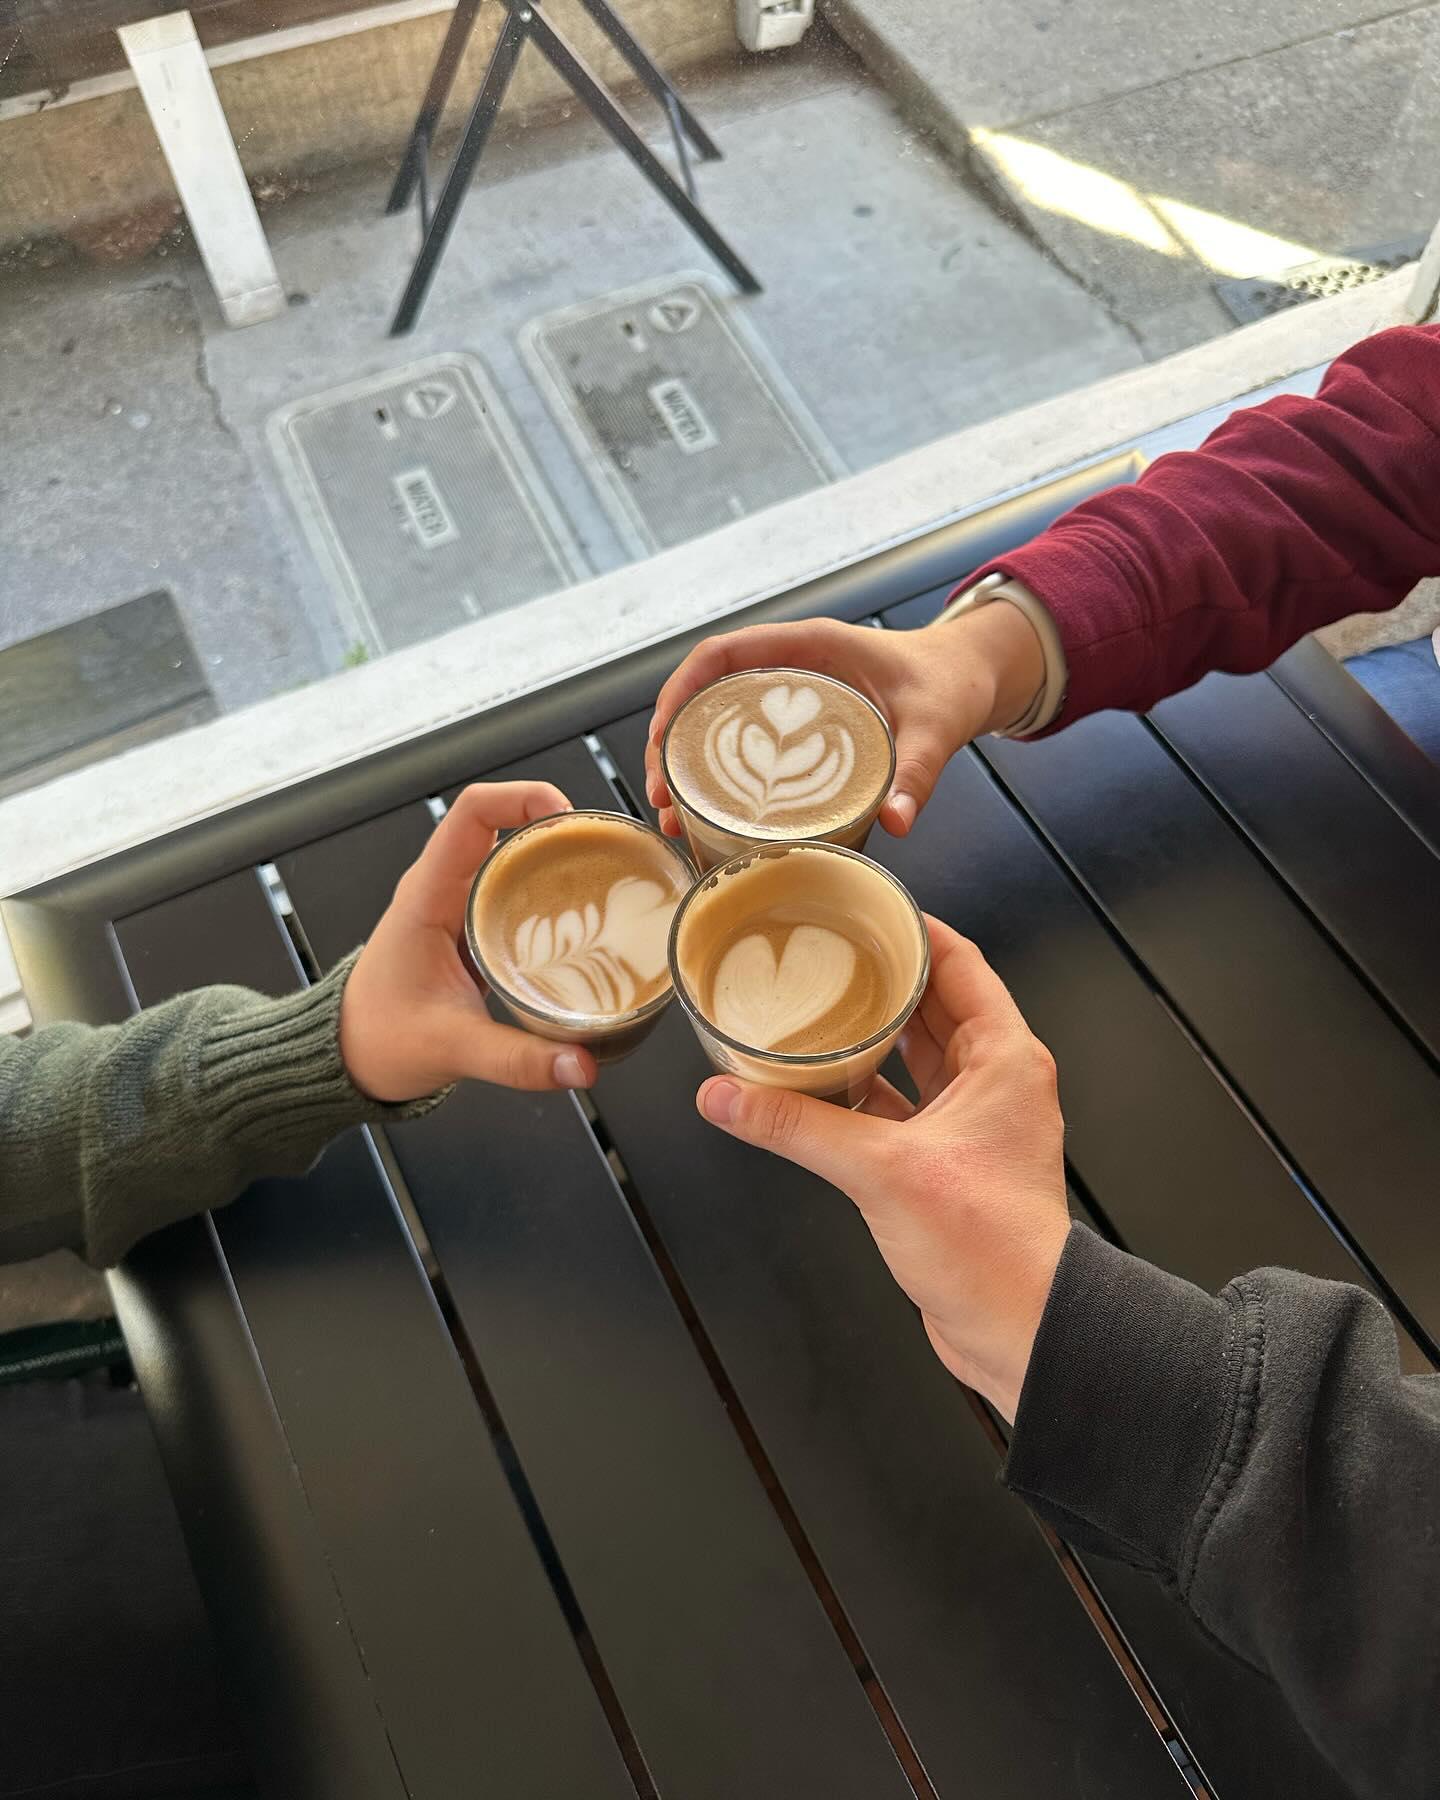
1344, 638, 1440, 767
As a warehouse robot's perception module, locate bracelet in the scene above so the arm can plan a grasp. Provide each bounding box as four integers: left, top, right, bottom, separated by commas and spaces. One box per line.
937, 572, 1068, 737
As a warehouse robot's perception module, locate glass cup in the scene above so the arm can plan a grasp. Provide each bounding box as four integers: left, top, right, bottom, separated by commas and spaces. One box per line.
466, 809, 696, 1063
660, 667, 897, 872
668, 840, 929, 1106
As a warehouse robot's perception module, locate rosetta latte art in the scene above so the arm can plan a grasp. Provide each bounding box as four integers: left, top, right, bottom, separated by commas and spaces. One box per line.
512, 877, 675, 1016
712, 926, 857, 1049
702, 682, 856, 823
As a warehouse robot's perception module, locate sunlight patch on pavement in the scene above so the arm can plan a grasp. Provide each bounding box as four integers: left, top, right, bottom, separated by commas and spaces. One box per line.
972, 128, 1318, 278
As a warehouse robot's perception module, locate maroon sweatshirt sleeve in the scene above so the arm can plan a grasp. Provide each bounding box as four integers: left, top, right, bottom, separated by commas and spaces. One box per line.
973, 323, 1440, 728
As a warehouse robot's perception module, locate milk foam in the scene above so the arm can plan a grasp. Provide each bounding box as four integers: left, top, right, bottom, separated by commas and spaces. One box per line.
674, 843, 925, 1058
512, 875, 674, 1015
711, 925, 858, 1050
472, 813, 691, 1022
668, 672, 892, 836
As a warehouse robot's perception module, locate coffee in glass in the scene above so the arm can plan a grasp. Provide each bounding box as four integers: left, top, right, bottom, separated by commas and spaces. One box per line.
468, 809, 695, 1060
661, 669, 896, 871
668, 839, 929, 1105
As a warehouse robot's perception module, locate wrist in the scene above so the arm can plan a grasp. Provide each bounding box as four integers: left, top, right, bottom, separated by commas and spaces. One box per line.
933, 1213, 1073, 1423
338, 947, 414, 1104
933, 600, 1047, 737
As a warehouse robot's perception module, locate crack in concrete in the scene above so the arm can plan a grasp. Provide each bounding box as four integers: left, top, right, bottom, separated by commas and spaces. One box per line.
822, 0, 1157, 352
113, 275, 245, 449
955, 135, 1152, 360
193, 337, 243, 449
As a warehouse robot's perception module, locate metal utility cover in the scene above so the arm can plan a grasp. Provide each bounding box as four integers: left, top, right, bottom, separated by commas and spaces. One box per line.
269, 355, 586, 654
522, 277, 841, 556
1213, 233, 1429, 325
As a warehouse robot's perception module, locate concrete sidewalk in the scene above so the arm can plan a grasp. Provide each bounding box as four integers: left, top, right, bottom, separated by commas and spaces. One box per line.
825, 0, 1440, 355
0, 38, 1142, 711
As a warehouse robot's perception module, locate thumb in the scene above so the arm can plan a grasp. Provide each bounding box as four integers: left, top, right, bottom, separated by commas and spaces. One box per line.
698, 1076, 885, 1192
880, 721, 953, 836
449, 1011, 597, 1092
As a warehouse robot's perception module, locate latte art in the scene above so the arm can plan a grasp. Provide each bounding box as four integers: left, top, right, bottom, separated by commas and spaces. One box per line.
670, 840, 930, 1101
703, 683, 856, 824
663, 670, 895, 864
513, 876, 673, 1016
712, 926, 856, 1050
469, 810, 693, 1041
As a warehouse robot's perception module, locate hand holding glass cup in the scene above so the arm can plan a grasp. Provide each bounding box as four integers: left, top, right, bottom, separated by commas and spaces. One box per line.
668, 839, 930, 1108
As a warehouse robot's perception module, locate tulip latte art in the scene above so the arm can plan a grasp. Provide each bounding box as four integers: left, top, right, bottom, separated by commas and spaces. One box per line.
511, 874, 676, 1015
666, 672, 893, 840
470, 812, 692, 1026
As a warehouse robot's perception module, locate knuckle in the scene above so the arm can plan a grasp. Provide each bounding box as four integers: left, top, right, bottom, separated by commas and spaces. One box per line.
1024, 1035, 1058, 1086
892, 752, 936, 791
746, 1086, 801, 1151
693, 633, 727, 664
500, 1037, 539, 1089
998, 1033, 1058, 1108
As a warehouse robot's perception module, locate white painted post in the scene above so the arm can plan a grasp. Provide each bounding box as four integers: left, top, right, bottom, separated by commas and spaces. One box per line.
118, 11, 286, 328
1405, 217, 1440, 324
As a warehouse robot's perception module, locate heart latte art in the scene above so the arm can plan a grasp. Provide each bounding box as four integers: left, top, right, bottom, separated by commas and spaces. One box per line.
712, 925, 857, 1049
512, 877, 674, 1016
672, 839, 929, 1097
702, 683, 856, 824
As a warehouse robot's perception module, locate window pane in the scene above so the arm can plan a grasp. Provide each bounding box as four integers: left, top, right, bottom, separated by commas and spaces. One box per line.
2, 0, 1437, 801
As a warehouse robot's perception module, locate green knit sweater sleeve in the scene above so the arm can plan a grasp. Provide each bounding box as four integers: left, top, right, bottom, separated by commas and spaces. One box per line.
0, 953, 445, 1270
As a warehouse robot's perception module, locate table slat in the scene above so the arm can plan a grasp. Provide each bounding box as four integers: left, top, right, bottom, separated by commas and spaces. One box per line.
982, 708, 1440, 1356
1272, 638, 1440, 860
1150, 670, 1440, 1060
279, 763, 914, 1800
113, 1220, 409, 1800
115, 872, 635, 1800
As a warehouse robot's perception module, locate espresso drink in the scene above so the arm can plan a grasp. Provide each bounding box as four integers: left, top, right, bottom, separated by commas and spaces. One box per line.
670, 841, 928, 1104
662, 670, 895, 871
468, 810, 694, 1058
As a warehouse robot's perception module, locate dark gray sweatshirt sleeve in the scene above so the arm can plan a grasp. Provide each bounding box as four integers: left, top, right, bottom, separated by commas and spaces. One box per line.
1003, 1222, 1440, 1800
0, 954, 444, 1270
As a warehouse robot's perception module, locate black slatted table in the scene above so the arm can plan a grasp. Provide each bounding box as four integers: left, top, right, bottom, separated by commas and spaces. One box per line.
10, 448, 1437, 1800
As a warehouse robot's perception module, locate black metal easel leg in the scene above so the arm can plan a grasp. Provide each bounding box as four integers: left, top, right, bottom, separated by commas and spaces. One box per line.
389, 7, 529, 335
662, 91, 696, 200
527, 7, 761, 296
566, 0, 722, 162
385, 0, 485, 216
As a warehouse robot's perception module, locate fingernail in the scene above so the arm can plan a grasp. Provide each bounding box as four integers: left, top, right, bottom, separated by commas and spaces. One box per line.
889, 792, 917, 832
702, 1080, 740, 1125
554, 1051, 588, 1089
